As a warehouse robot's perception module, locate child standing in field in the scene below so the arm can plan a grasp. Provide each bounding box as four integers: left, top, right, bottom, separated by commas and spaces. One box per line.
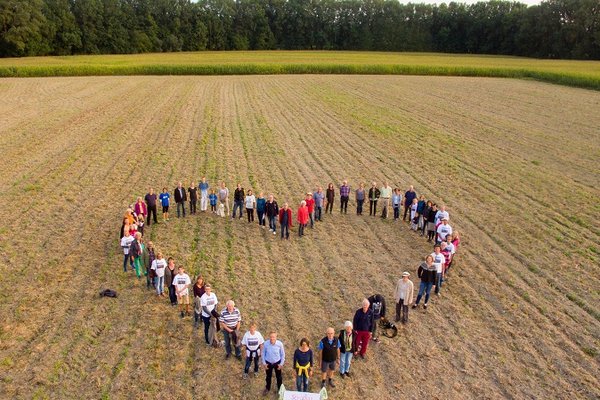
209, 189, 217, 213
159, 187, 171, 221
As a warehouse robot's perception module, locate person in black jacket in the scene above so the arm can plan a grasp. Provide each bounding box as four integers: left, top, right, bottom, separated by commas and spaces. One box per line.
352, 299, 373, 358
413, 255, 437, 309
188, 182, 198, 214
174, 181, 187, 218
368, 182, 380, 216
232, 183, 245, 219
265, 194, 279, 234
367, 294, 386, 342
426, 204, 438, 241
338, 321, 357, 378
403, 185, 417, 221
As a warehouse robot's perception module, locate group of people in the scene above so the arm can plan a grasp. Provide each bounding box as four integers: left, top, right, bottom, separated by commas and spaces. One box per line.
117, 178, 462, 395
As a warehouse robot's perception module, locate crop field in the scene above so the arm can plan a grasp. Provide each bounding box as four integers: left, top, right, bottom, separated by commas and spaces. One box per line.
0, 51, 600, 90
0, 75, 598, 399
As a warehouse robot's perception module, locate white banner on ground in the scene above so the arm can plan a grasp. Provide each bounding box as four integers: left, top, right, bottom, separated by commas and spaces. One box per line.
283, 391, 321, 400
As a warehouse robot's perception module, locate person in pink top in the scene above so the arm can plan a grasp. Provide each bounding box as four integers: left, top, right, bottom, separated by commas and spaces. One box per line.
305, 193, 315, 229
134, 197, 147, 219
297, 200, 309, 237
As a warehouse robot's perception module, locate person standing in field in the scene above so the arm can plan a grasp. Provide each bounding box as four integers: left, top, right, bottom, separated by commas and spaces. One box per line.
256, 192, 267, 228
417, 195, 426, 232
421, 200, 433, 237
413, 255, 436, 310
159, 187, 171, 222
355, 183, 365, 215
199, 177, 209, 212
297, 200, 309, 237
305, 193, 315, 228
188, 181, 198, 215
318, 327, 341, 389
266, 194, 279, 235
165, 257, 177, 306
436, 218, 453, 244
314, 187, 324, 221
134, 197, 147, 221
151, 251, 167, 297
410, 198, 419, 230
120, 229, 134, 272
293, 338, 313, 392
262, 331, 285, 396
339, 180, 350, 214
394, 272, 414, 323
426, 204, 438, 241
129, 232, 144, 279
367, 293, 386, 342
392, 188, 402, 221
242, 322, 265, 379
144, 188, 158, 225
220, 300, 242, 360
245, 189, 256, 223
232, 183, 245, 219
145, 241, 156, 289
209, 189, 217, 213
435, 205, 450, 225
325, 183, 335, 214
192, 276, 206, 327
279, 202, 293, 240
431, 244, 446, 297
174, 266, 192, 318
368, 182, 380, 216
219, 181, 230, 216
353, 299, 373, 359
403, 185, 417, 222
338, 321, 357, 378
379, 182, 392, 219
174, 181, 187, 218
200, 284, 218, 345
193, 275, 206, 299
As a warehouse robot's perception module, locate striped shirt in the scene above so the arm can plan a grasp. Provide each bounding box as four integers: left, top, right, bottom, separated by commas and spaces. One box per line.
219, 307, 241, 329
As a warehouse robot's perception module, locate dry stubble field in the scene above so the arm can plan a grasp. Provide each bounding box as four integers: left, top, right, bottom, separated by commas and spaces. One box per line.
0, 75, 598, 400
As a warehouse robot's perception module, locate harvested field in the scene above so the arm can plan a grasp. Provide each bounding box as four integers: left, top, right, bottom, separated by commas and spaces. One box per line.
0, 75, 598, 399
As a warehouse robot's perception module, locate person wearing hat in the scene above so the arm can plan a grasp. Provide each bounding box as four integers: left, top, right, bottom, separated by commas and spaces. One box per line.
338, 321, 357, 378
394, 272, 414, 323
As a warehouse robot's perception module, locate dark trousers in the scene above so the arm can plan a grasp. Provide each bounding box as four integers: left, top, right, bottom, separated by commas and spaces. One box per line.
223, 330, 241, 357
147, 205, 158, 224
265, 361, 282, 391
245, 352, 260, 373
190, 200, 197, 214
176, 202, 186, 217
396, 299, 409, 323
340, 196, 349, 213
298, 223, 305, 236
416, 281, 433, 304
427, 229, 436, 241
168, 284, 177, 305
202, 315, 211, 344
315, 206, 322, 221
325, 201, 333, 214
357, 199, 364, 215
246, 208, 254, 222
232, 200, 243, 218
281, 224, 289, 239
393, 206, 400, 220
369, 200, 377, 216
422, 219, 428, 235
122, 254, 133, 272
403, 205, 411, 220
257, 210, 265, 226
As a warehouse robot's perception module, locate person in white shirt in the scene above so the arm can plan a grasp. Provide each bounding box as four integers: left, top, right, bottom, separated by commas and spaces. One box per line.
245, 189, 256, 223
431, 245, 445, 296
151, 252, 167, 297
435, 205, 449, 225
436, 218, 453, 243
120, 230, 134, 272
200, 284, 218, 345
173, 266, 191, 318
242, 322, 265, 378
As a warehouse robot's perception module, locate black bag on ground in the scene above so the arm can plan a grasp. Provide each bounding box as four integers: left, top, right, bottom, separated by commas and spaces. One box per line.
100, 289, 118, 298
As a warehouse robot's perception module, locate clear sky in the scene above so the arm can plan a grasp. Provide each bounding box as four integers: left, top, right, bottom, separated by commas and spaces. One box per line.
398, 0, 541, 4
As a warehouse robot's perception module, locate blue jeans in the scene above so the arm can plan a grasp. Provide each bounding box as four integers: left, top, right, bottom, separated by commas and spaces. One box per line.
123, 254, 132, 272
155, 275, 165, 295
232, 200, 243, 218
416, 281, 433, 304
435, 273, 443, 294
223, 330, 241, 357
244, 351, 260, 373
176, 201, 186, 217
281, 223, 289, 239
315, 206, 322, 221
269, 216, 277, 231
296, 374, 309, 392
257, 210, 265, 226
339, 351, 353, 374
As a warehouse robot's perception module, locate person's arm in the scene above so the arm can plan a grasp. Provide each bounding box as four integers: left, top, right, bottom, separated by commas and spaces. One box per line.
336, 341, 341, 363
279, 343, 285, 368
261, 343, 268, 366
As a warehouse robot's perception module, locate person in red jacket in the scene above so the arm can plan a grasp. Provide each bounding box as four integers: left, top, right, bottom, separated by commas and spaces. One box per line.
305, 193, 315, 229
297, 200, 309, 237
278, 203, 293, 240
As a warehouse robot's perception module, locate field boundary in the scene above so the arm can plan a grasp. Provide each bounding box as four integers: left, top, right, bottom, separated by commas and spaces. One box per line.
0, 63, 598, 91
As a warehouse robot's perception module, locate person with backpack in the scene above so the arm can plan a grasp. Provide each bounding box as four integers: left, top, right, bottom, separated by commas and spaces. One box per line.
318, 327, 340, 389
367, 294, 386, 342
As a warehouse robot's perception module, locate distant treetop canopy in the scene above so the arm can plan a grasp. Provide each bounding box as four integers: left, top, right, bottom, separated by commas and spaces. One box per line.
0, 0, 598, 59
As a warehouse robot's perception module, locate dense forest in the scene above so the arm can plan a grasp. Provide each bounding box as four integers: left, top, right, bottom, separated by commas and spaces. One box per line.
0, 0, 598, 59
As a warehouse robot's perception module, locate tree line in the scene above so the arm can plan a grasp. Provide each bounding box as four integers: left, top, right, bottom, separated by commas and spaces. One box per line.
1, 0, 598, 59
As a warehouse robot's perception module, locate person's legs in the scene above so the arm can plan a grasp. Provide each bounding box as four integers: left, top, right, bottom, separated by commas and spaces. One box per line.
345, 352, 353, 373
169, 285, 177, 305
309, 212, 314, 228
123, 254, 129, 272
425, 281, 433, 304
435, 273, 442, 294
244, 353, 252, 374
358, 331, 369, 355
395, 301, 402, 321
265, 363, 274, 391
403, 205, 410, 221
296, 375, 303, 391
275, 366, 282, 389
402, 301, 409, 324
223, 330, 232, 356
339, 352, 347, 374
156, 276, 164, 295
133, 257, 141, 278
202, 316, 211, 344
415, 281, 426, 305
298, 224, 303, 237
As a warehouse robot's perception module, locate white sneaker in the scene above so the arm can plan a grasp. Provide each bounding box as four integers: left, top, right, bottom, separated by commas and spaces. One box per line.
273, 231, 276, 235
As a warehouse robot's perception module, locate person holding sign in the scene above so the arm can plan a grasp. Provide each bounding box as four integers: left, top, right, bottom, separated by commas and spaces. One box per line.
293, 338, 313, 392
318, 327, 340, 389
